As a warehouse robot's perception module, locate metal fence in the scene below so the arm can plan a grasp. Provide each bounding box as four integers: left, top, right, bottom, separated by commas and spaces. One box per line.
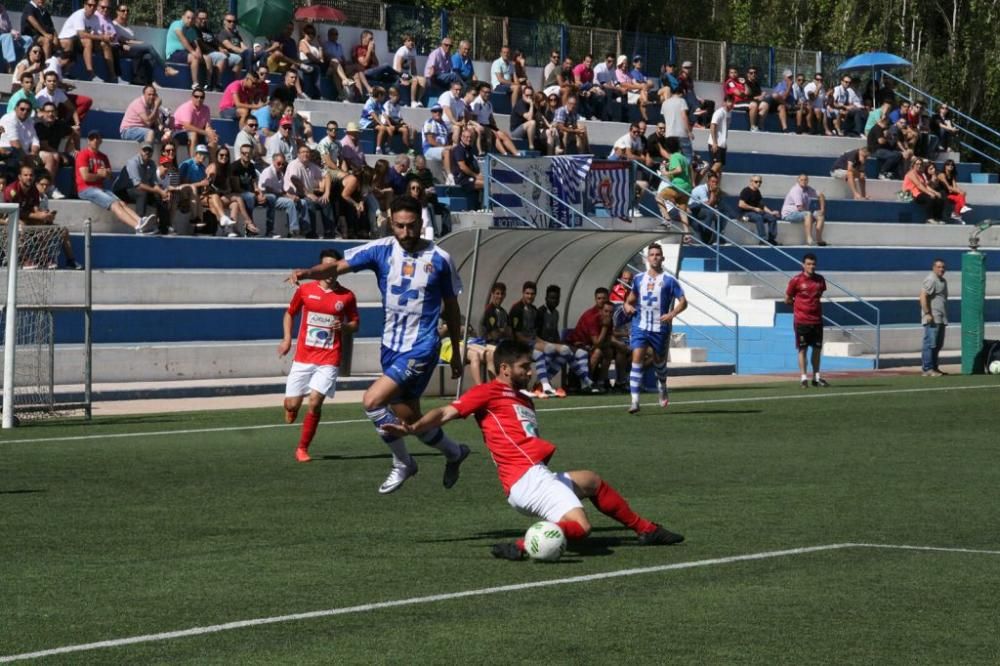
310, 0, 385, 31
385, 4, 441, 55
448, 13, 508, 62
726, 43, 774, 86
508, 18, 562, 68
773, 47, 820, 81
622, 31, 672, 77
565, 25, 620, 62
673, 37, 725, 83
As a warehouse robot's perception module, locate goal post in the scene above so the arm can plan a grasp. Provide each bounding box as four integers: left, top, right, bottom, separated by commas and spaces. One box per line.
1, 205, 93, 428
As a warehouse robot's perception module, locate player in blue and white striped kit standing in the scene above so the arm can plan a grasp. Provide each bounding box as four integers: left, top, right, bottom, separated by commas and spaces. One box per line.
621, 243, 688, 414
288, 196, 471, 494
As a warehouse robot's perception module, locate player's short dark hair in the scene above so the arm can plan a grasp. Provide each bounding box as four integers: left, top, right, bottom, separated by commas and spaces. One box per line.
647, 242, 663, 254
546, 284, 560, 296
594, 287, 609, 297
320, 248, 343, 262
803, 253, 817, 262
522, 281, 537, 292
664, 135, 681, 153
390, 195, 423, 218
493, 339, 532, 373
491, 282, 506, 293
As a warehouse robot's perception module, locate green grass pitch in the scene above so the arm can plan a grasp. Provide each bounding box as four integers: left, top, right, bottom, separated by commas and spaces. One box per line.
2, 375, 1000, 663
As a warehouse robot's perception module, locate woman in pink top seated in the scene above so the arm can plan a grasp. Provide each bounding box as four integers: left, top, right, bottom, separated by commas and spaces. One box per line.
903, 158, 946, 224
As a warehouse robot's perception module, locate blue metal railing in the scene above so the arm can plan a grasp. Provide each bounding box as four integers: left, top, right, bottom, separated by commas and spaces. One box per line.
632, 160, 882, 367
880, 70, 1000, 172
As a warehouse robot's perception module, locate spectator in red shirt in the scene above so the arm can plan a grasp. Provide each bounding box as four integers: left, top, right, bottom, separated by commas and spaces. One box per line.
76, 130, 155, 234
3, 163, 80, 268
784, 253, 829, 388
609, 268, 633, 305
723, 65, 750, 106
568, 287, 619, 390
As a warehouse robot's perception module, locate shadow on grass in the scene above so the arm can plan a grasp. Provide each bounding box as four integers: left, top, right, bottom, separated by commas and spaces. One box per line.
0, 489, 46, 495
316, 451, 448, 462
419, 525, 625, 544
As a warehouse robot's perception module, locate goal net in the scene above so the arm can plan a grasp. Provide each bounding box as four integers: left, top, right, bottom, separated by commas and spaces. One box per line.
1, 207, 92, 426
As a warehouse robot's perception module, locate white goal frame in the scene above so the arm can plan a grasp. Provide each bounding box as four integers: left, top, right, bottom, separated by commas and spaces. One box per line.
2, 206, 93, 428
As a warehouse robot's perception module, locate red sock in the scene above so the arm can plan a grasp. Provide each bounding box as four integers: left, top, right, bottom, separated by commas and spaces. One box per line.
298, 412, 320, 451
556, 520, 589, 541
590, 481, 656, 534
515, 537, 525, 552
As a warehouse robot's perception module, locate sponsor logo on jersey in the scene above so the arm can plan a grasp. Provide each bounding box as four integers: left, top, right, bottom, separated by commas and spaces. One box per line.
402, 261, 416, 277
335, 301, 345, 311
423, 262, 435, 274
308, 294, 322, 300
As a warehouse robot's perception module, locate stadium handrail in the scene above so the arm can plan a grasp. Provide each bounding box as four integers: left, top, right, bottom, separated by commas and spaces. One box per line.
625, 259, 742, 373
631, 160, 882, 367
881, 70, 1000, 172
484, 155, 608, 230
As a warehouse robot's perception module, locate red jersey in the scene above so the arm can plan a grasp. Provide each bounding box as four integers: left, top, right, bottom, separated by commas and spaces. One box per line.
75, 148, 111, 194
609, 282, 629, 304
785, 272, 827, 325
566, 305, 602, 347
287, 282, 358, 366
3, 181, 40, 220
451, 380, 557, 494
723, 76, 750, 103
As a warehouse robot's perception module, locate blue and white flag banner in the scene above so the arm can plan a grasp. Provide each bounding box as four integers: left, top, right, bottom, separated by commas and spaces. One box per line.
586, 161, 631, 221
488, 156, 593, 228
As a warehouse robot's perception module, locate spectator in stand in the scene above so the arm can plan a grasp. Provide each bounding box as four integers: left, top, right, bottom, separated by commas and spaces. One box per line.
689, 172, 729, 244
296, 23, 324, 97
537, 91, 560, 155
58, 0, 117, 83
738, 175, 779, 244
903, 158, 946, 224
113, 142, 170, 234
11, 43, 44, 91
572, 54, 605, 121
219, 70, 264, 125
767, 69, 795, 132
359, 86, 394, 155
936, 159, 971, 222
677, 60, 714, 127
393, 34, 425, 108
908, 100, 938, 157
661, 83, 694, 161
230, 141, 273, 237
541, 50, 560, 91
173, 87, 217, 155
510, 85, 538, 152
887, 115, 917, 162
742, 65, 767, 131
339, 122, 369, 234
471, 82, 518, 156
422, 104, 454, 178
4, 163, 81, 268
566, 288, 618, 391
34, 102, 72, 198
450, 39, 475, 84
20, 0, 56, 60
802, 72, 827, 135
322, 27, 356, 102
781, 174, 827, 246
253, 98, 285, 138
867, 113, 906, 180
554, 95, 589, 154
353, 29, 397, 95
0, 97, 39, 164
425, 37, 460, 89
437, 79, 466, 145
258, 152, 300, 236
165, 9, 203, 90
874, 76, 896, 108
263, 116, 296, 165
217, 13, 250, 75
830, 146, 870, 200
723, 65, 750, 108
552, 56, 575, 98
609, 122, 648, 163
196, 9, 240, 91
285, 143, 332, 239
1, 4, 32, 69
77, 130, 155, 233
656, 135, 694, 239
269, 68, 302, 108
594, 53, 621, 114
614, 55, 649, 122
233, 115, 264, 162
931, 103, 959, 152
451, 127, 483, 195
120, 84, 172, 145
658, 62, 679, 96
6, 72, 38, 113
265, 22, 301, 77
645, 121, 669, 167
830, 74, 865, 136
207, 146, 258, 236
708, 95, 733, 176
382, 86, 413, 152
790, 73, 810, 132
490, 45, 520, 100
110, 4, 178, 85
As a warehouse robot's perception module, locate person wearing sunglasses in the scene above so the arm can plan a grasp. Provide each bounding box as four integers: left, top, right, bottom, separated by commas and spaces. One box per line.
108, 3, 179, 85
172, 87, 218, 156
18, 0, 57, 60
218, 13, 251, 75
424, 36, 462, 89
57, 0, 116, 83
219, 69, 266, 126
738, 175, 780, 244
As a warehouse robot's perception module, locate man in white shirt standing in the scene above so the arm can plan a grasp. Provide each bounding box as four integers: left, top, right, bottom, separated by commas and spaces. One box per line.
392, 34, 425, 108
708, 95, 733, 176
57, 0, 114, 82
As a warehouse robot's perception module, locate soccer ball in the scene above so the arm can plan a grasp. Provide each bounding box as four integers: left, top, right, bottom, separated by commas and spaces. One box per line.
524, 521, 566, 562
989, 360, 1000, 375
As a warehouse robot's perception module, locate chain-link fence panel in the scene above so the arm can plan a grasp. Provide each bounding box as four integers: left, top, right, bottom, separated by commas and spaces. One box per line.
726, 43, 773, 86
306, 0, 384, 30
508, 18, 561, 68
386, 5, 441, 55
773, 47, 819, 81
565, 25, 619, 61
622, 31, 671, 78
821, 52, 848, 78
448, 14, 507, 62
674, 37, 725, 82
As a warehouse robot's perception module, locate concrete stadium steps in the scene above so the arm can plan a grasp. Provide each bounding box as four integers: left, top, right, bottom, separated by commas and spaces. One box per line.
733, 195, 1000, 225
774, 298, 999, 327
722, 173, 1000, 206
822, 323, 1000, 356
682, 245, 984, 273
728, 220, 1000, 248
723, 271, 1000, 299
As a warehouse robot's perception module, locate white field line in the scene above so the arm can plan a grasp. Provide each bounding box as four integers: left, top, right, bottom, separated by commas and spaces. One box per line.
3, 383, 999, 445
2, 542, 999, 663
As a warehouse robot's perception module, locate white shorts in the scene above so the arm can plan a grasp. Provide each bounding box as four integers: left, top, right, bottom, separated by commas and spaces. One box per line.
284, 361, 339, 398
507, 464, 583, 522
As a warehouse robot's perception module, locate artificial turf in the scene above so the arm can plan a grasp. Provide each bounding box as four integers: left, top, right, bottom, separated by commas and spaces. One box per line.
2, 375, 999, 663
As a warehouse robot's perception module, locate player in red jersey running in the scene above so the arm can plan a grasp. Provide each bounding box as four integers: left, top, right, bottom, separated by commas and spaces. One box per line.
385, 339, 684, 560
785, 252, 829, 388
279, 249, 359, 462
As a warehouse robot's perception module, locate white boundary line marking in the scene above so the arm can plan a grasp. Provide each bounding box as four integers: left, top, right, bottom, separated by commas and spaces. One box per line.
4, 383, 999, 446
2, 542, 999, 662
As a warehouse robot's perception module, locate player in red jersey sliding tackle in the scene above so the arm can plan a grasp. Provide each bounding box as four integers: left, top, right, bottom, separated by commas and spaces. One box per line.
279, 249, 359, 462
385, 339, 684, 560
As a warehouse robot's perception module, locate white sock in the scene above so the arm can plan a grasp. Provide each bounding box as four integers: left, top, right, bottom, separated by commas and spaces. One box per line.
417, 427, 462, 460
541, 380, 555, 392
814, 372, 822, 380
801, 374, 808, 381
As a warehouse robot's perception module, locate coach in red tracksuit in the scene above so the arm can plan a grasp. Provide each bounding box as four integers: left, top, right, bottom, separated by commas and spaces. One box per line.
785, 252, 829, 389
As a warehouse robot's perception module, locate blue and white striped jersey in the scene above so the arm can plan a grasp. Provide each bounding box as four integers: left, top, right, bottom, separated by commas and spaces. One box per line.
344, 237, 462, 356
630, 270, 685, 334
